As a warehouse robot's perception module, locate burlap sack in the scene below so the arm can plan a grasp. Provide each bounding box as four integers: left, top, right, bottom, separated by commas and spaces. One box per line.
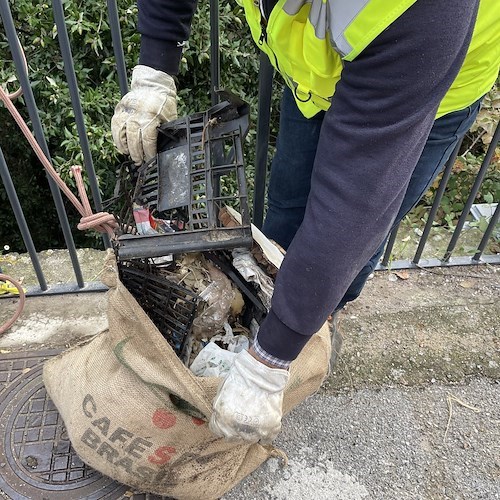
43, 252, 330, 499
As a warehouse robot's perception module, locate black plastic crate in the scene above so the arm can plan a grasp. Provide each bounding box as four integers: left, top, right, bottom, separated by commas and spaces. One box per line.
118, 261, 199, 356
108, 94, 253, 260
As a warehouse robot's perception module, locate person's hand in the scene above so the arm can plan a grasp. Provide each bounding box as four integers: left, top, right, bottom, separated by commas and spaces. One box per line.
111, 65, 177, 165
209, 349, 289, 443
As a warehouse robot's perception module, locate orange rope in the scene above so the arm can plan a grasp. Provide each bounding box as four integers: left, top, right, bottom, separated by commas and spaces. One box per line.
0, 39, 119, 334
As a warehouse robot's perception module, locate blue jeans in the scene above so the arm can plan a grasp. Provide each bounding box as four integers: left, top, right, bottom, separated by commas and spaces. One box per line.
262, 87, 481, 310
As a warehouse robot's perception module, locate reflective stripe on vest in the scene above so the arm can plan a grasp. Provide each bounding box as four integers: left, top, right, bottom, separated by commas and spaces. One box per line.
283, 0, 416, 60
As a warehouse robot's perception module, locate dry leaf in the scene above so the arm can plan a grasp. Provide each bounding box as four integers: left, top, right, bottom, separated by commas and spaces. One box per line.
0, 349, 11, 354
21, 367, 31, 374
460, 281, 474, 289
395, 270, 410, 280
444, 393, 481, 442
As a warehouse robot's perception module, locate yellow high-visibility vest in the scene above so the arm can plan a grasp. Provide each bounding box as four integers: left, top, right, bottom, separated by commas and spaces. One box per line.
238, 0, 500, 118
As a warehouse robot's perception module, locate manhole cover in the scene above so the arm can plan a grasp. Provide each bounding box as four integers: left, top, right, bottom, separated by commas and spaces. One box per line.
0, 351, 166, 499
0, 349, 60, 398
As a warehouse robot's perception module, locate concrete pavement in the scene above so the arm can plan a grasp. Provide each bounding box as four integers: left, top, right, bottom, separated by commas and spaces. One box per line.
0, 253, 499, 499
225, 379, 500, 499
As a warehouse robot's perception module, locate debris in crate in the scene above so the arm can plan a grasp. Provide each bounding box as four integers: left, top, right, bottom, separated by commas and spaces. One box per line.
189, 342, 238, 378
133, 204, 177, 236
210, 321, 251, 353
191, 261, 235, 339
117, 243, 278, 371
151, 254, 174, 265
180, 251, 270, 367
171, 252, 263, 366
132, 204, 156, 235
231, 248, 274, 310
189, 321, 251, 377
204, 252, 267, 319
107, 94, 253, 260
219, 206, 285, 279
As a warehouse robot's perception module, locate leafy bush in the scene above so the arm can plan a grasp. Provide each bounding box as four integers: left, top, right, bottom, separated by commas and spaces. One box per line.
467, 84, 500, 146
0, 0, 282, 252
414, 148, 500, 231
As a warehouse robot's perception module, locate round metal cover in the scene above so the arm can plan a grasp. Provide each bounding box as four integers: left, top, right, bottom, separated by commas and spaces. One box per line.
0, 358, 161, 499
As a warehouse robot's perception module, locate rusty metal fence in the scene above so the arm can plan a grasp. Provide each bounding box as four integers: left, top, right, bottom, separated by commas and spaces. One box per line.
0, 0, 499, 297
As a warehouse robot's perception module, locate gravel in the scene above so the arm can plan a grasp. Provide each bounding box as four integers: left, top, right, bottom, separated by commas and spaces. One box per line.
224, 378, 500, 500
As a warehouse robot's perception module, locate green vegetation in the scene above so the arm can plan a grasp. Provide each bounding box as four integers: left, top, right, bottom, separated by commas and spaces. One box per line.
0, 1, 497, 254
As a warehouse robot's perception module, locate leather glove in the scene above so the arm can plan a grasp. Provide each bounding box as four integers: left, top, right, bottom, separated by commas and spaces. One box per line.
209, 349, 289, 443
111, 65, 177, 165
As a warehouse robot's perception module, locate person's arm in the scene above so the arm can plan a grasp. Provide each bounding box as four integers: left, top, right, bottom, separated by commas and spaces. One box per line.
111, 1, 198, 164
137, 0, 198, 75
210, 0, 480, 444
257, 0, 480, 360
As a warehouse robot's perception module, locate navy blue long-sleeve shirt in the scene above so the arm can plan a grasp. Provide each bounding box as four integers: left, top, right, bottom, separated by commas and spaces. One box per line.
138, 0, 478, 360
138, 0, 198, 74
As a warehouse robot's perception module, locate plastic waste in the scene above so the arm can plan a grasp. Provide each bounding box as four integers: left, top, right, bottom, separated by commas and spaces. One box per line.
133, 204, 157, 235
210, 322, 250, 353
190, 321, 251, 377
189, 342, 238, 378
231, 248, 274, 310
192, 263, 236, 338
133, 203, 175, 235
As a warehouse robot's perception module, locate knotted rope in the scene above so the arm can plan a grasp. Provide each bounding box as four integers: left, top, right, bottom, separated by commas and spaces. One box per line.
71, 165, 117, 234
0, 44, 118, 335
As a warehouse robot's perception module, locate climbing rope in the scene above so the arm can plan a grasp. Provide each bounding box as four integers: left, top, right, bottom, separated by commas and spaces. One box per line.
0, 42, 118, 335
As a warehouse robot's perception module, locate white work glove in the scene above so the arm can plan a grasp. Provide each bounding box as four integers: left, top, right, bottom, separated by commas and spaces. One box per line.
111, 65, 177, 165
209, 349, 289, 443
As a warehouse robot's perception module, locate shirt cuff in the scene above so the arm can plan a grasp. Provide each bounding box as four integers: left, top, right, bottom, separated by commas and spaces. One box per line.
252, 338, 291, 370
139, 35, 183, 75
256, 310, 312, 362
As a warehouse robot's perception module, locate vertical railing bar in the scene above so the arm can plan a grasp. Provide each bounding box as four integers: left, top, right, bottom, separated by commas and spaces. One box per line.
209, 0, 220, 105
205, 114, 215, 229
0, 146, 48, 290
412, 139, 462, 264
472, 203, 499, 262
380, 223, 400, 267
0, 1, 85, 288
252, 53, 274, 228
52, 0, 110, 249
106, 0, 129, 97
443, 121, 500, 262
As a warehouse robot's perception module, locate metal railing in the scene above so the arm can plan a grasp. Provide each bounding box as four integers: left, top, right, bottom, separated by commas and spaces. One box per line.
0, 0, 498, 298
379, 124, 500, 270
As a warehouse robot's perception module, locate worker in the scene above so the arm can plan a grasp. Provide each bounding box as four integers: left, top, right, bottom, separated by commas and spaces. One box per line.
112, 0, 500, 444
